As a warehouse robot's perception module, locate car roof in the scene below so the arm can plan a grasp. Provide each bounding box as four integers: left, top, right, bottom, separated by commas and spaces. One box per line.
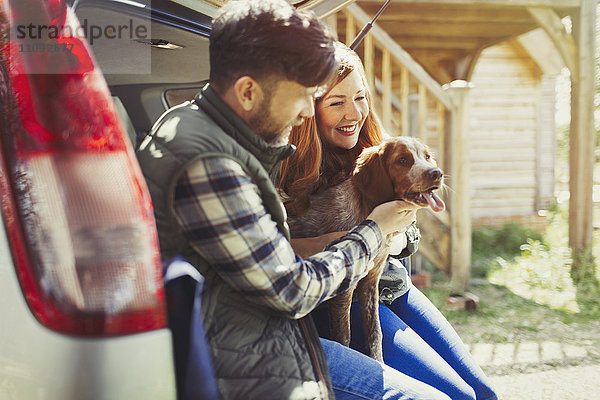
73, 0, 352, 87
169, 1, 353, 18
73, 0, 210, 86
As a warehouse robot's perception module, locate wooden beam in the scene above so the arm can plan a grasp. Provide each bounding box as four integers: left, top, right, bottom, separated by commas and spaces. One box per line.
374, 78, 403, 114
368, 5, 536, 23
409, 52, 455, 84
326, 14, 338, 36
461, 49, 485, 82
345, 10, 355, 47
418, 84, 427, 140
569, 0, 596, 266
381, 49, 392, 133
310, 0, 360, 20
526, 7, 577, 79
377, 20, 537, 38
401, 66, 409, 137
437, 101, 447, 173
391, 37, 486, 50
444, 81, 473, 292
364, 33, 375, 90
517, 29, 565, 75
347, 4, 453, 109
416, 210, 451, 273
356, 0, 580, 8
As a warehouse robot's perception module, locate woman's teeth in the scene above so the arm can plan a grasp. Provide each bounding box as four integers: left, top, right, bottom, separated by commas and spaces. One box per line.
337, 125, 356, 133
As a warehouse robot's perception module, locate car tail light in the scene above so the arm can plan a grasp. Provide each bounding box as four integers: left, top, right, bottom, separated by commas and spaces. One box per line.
0, 0, 166, 335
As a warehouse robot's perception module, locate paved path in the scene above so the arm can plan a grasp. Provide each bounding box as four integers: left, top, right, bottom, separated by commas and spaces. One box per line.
487, 364, 600, 400
467, 341, 589, 370
466, 341, 600, 399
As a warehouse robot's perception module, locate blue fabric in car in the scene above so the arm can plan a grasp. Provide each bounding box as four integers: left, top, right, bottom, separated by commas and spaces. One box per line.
163, 256, 218, 400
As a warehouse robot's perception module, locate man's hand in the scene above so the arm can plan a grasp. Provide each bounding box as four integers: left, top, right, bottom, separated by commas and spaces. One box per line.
367, 200, 418, 237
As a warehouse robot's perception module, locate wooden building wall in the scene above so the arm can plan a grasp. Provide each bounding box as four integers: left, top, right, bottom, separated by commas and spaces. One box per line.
468, 40, 556, 226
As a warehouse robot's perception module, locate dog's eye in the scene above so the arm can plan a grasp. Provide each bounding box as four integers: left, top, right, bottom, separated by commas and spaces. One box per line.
396, 157, 408, 165
425, 154, 431, 161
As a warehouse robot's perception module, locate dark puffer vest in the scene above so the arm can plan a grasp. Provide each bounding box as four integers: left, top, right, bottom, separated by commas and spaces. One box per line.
136, 85, 334, 399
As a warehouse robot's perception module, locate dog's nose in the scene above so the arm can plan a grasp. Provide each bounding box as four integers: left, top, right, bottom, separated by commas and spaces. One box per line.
428, 168, 443, 181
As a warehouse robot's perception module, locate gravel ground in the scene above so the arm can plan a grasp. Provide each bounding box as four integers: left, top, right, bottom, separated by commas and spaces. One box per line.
450, 295, 600, 399
425, 274, 600, 399
476, 336, 600, 399
488, 363, 600, 400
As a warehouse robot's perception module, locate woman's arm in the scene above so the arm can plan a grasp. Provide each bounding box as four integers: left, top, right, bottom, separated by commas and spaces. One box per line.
291, 231, 348, 258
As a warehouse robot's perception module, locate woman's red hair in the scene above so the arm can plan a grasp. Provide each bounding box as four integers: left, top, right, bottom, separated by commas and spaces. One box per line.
278, 42, 386, 217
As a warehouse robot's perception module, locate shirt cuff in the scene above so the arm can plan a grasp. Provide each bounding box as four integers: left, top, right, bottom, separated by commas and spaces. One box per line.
324, 219, 383, 259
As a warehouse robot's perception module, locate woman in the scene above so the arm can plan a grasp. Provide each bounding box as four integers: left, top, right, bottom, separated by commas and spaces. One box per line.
278, 42, 497, 400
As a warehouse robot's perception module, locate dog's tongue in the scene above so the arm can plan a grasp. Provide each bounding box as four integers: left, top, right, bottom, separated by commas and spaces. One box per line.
424, 191, 445, 212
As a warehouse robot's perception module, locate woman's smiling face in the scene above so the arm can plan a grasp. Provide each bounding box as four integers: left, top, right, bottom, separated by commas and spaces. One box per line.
316, 69, 369, 150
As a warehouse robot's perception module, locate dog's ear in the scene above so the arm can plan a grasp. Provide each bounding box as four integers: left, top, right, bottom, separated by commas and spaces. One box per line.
352, 143, 395, 206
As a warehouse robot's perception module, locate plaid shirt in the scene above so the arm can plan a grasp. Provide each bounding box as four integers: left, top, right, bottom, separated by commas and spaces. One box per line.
173, 156, 383, 319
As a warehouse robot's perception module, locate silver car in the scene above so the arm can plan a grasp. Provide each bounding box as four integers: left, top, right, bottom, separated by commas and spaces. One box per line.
0, 1, 346, 399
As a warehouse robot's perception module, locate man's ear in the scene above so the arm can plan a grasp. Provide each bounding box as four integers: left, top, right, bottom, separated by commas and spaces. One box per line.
232, 76, 263, 112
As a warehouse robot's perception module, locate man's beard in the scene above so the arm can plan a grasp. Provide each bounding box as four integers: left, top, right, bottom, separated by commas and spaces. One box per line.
248, 100, 301, 147
266, 127, 292, 147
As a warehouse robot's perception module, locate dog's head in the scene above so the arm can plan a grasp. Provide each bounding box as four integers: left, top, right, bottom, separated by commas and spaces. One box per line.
352, 136, 445, 212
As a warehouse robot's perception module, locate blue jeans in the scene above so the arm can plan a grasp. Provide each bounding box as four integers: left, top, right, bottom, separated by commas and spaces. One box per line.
315, 287, 498, 400
381, 287, 497, 400
320, 338, 450, 400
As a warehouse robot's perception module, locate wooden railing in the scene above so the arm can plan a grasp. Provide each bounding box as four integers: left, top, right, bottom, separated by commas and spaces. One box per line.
326, 5, 472, 289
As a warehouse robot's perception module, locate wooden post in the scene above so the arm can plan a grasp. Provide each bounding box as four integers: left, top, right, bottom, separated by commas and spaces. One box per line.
401, 66, 409, 137
364, 34, 375, 91
418, 84, 427, 140
408, 93, 419, 137
326, 14, 338, 37
444, 81, 473, 292
382, 49, 392, 133
437, 101, 446, 174
569, 0, 596, 269
345, 11, 355, 47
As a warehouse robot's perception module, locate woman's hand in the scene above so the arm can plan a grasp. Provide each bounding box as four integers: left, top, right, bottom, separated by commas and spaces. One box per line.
291, 231, 348, 258
389, 231, 409, 255
367, 200, 418, 237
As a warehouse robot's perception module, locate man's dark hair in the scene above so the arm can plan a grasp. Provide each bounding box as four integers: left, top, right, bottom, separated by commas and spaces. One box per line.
209, 0, 338, 93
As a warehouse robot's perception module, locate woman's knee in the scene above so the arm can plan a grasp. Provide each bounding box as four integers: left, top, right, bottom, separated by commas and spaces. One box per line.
452, 382, 477, 400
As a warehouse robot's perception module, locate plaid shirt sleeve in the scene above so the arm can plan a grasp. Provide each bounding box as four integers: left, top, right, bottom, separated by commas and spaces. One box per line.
173, 156, 383, 319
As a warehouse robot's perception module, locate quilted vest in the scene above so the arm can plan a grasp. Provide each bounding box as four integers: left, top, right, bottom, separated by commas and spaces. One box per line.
136, 85, 334, 400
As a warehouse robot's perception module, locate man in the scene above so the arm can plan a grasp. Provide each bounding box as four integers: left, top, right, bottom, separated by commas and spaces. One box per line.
137, 1, 449, 399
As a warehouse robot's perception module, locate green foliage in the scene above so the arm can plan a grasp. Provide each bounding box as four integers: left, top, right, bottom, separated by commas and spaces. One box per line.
556, 125, 570, 165
490, 238, 580, 313
476, 203, 600, 318
469, 203, 599, 317
511, 240, 573, 291
471, 222, 543, 278
425, 206, 600, 346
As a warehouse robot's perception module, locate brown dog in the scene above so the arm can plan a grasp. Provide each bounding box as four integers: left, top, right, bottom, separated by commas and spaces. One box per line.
288, 136, 445, 361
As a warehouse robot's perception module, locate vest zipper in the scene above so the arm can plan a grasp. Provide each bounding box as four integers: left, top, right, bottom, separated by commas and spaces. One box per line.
299, 318, 329, 400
